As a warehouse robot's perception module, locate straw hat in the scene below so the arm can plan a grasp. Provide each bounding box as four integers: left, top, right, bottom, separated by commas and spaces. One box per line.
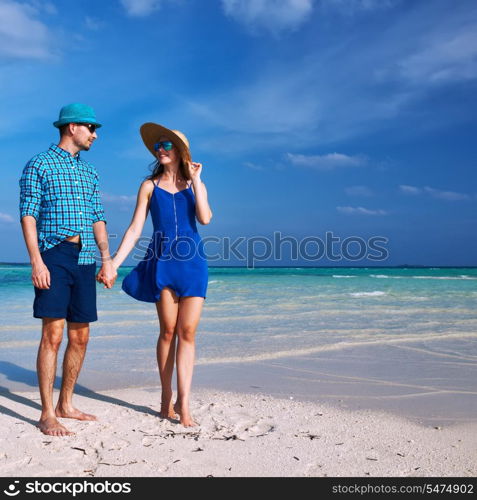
140, 122, 191, 164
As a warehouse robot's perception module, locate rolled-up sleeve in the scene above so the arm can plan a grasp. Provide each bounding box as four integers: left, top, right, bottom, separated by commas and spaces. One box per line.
91, 172, 106, 224
19, 161, 42, 220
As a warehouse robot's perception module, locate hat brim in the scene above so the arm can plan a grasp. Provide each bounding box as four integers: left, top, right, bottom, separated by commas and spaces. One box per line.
53, 119, 102, 128
140, 123, 190, 161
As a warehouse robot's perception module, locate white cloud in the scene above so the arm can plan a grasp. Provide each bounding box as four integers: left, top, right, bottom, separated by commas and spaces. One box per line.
183, 65, 321, 149
42, 2, 57, 15
397, 28, 477, 85
120, 0, 161, 17
160, 1, 477, 152
101, 192, 136, 212
399, 184, 471, 201
399, 184, 421, 195
345, 185, 374, 196
423, 186, 471, 201
30, 1, 57, 15
0, 212, 15, 223
243, 161, 265, 171
322, 0, 397, 14
373, 2, 477, 87
221, 0, 313, 34
186, 4, 477, 149
101, 192, 136, 204
84, 16, 104, 31
0, 0, 52, 59
287, 152, 366, 170
337, 206, 388, 216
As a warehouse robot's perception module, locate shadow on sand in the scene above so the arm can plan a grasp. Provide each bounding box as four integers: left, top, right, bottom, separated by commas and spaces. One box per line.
0, 360, 158, 428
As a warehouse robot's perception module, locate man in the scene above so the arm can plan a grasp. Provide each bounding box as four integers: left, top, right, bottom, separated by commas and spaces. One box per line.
19, 103, 117, 437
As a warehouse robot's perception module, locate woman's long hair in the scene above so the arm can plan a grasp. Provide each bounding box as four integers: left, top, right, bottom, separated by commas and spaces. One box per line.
148, 158, 190, 181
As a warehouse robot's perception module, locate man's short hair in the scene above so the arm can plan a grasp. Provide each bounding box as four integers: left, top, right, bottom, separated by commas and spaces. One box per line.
58, 124, 69, 137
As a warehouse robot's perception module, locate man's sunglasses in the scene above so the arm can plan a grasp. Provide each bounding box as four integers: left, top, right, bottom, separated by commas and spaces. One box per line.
154, 141, 174, 152
77, 123, 98, 133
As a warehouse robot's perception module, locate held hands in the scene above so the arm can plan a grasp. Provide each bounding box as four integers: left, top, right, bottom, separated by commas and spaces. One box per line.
96, 260, 118, 289
186, 161, 202, 180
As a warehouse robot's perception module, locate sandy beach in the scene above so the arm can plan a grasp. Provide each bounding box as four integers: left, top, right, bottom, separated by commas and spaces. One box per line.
1, 386, 476, 477
2, 266, 476, 477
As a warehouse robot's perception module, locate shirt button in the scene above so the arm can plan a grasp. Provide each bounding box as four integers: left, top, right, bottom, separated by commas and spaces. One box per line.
80, 227, 84, 230
79, 212, 83, 215
77, 196, 80, 199
75, 181, 78, 184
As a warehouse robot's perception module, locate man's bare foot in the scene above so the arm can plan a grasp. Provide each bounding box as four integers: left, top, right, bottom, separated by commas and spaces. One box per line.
55, 407, 97, 421
173, 403, 197, 427
38, 416, 74, 437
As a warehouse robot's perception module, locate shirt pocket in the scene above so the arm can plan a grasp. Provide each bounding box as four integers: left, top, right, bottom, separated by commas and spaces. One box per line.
43, 169, 75, 201
82, 177, 97, 201
75, 168, 97, 201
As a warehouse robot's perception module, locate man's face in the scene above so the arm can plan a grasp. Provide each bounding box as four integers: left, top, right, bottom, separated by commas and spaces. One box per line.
71, 123, 98, 151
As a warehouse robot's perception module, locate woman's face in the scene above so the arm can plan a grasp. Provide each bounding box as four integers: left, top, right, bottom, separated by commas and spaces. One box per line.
155, 135, 179, 166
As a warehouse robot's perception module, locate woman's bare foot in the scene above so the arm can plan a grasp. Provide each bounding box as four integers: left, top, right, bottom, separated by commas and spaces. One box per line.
55, 406, 97, 421
38, 416, 74, 436
160, 402, 178, 419
159, 391, 178, 419
173, 402, 197, 427
179, 413, 197, 427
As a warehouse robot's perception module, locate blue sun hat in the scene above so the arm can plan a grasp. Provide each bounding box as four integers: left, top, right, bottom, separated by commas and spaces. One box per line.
53, 103, 102, 128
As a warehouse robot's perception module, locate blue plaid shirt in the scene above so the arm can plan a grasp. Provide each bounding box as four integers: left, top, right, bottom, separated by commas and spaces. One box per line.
19, 144, 106, 265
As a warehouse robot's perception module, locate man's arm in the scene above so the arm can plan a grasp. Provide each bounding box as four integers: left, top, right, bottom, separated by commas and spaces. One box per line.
21, 216, 50, 289
19, 162, 50, 289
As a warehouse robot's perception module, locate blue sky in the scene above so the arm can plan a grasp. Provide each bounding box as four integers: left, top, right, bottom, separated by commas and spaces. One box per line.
1, 0, 476, 266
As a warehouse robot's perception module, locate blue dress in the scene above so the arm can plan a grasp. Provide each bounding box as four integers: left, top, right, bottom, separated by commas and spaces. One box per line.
122, 180, 208, 302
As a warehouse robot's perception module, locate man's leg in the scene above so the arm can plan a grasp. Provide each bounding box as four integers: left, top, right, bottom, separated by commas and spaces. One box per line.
55, 322, 96, 421
37, 318, 73, 436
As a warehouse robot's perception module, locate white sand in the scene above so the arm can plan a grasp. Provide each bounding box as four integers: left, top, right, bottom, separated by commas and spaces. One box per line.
0, 387, 476, 477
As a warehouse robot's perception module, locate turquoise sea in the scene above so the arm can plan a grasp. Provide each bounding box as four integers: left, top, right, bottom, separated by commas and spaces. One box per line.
1, 265, 477, 424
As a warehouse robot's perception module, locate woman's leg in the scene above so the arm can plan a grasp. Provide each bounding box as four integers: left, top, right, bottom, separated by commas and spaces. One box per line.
174, 296, 204, 427
155, 287, 179, 418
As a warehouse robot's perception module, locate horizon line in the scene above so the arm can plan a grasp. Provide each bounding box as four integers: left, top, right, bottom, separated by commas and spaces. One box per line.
1, 262, 476, 269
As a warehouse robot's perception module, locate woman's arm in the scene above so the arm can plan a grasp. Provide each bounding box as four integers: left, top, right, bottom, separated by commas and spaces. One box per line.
189, 162, 212, 225
112, 180, 154, 270
93, 221, 117, 288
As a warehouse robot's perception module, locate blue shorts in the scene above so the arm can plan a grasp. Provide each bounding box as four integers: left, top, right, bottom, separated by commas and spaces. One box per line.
33, 241, 97, 323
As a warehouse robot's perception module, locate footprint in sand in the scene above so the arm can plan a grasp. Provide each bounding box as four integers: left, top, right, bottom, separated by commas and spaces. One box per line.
173, 401, 276, 440
235, 419, 275, 439
141, 437, 154, 447
304, 462, 323, 476
100, 438, 131, 451
208, 413, 275, 440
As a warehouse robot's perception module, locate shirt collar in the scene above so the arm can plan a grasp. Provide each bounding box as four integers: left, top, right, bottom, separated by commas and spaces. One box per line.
49, 143, 81, 160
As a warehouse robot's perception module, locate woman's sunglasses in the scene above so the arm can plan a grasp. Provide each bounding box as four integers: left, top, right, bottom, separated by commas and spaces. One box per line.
154, 141, 174, 152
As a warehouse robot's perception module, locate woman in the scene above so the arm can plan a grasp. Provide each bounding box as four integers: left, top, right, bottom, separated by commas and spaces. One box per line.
111, 123, 212, 427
